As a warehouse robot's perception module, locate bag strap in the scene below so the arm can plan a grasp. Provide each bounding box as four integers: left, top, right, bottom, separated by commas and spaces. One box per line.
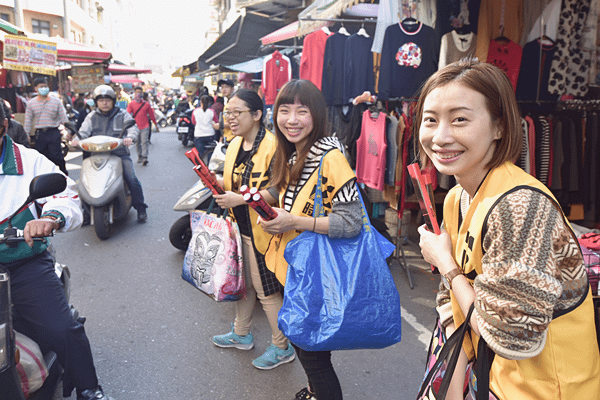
313, 150, 332, 217
475, 335, 495, 400
417, 303, 476, 399
132, 101, 147, 119
204, 197, 228, 219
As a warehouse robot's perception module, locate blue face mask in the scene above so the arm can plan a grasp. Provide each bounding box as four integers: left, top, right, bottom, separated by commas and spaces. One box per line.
86, 99, 95, 107
37, 87, 50, 96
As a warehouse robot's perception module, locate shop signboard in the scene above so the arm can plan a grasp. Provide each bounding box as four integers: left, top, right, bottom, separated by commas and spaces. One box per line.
3, 34, 57, 76
71, 65, 105, 93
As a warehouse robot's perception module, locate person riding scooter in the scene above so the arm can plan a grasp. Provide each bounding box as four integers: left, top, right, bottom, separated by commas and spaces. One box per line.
73, 85, 148, 223
0, 105, 114, 400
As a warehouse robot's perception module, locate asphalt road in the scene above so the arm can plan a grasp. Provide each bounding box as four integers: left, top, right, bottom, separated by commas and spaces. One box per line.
52, 126, 441, 400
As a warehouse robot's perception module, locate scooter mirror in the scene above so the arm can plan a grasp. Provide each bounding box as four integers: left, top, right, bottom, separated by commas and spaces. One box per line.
29, 173, 67, 201
119, 119, 137, 138
6, 173, 66, 229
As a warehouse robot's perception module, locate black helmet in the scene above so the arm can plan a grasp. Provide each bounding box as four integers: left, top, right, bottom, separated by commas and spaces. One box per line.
93, 85, 116, 102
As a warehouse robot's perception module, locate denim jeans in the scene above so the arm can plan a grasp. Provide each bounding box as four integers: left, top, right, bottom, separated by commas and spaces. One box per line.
291, 344, 343, 399
120, 154, 146, 210
194, 135, 217, 160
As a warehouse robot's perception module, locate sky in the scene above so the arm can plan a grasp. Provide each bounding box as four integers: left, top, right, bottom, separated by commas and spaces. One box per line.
128, 0, 212, 70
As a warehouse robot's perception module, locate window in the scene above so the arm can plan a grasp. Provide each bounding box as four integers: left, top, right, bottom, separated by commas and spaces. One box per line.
32, 19, 51, 36
0, 14, 9, 22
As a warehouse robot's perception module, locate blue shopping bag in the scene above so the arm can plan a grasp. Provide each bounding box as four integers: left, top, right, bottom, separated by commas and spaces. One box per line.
278, 156, 402, 351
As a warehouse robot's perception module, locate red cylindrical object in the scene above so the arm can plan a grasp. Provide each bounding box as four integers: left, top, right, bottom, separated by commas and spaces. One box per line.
252, 193, 278, 220
243, 192, 271, 220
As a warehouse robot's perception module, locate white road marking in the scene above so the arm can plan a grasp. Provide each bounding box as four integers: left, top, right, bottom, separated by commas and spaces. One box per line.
402, 306, 433, 350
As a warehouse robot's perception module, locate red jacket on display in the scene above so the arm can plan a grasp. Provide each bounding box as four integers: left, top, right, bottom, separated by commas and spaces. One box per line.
262, 50, 292, 105
299, 28, 331, 90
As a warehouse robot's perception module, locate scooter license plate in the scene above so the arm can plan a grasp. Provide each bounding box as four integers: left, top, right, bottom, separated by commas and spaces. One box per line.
178, 127, 189, 133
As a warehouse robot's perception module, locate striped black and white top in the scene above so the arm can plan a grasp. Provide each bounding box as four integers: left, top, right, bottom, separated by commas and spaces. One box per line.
283, 137, 358, 213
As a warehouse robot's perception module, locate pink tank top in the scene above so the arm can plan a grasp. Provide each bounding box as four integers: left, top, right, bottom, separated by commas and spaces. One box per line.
356, 109, 387, 191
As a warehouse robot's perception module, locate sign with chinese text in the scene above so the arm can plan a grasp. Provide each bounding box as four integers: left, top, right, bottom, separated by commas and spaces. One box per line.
3, 35, 57, 76
71, 65, 105, 93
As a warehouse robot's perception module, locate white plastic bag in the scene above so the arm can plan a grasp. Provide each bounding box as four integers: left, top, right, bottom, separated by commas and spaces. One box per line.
15, 330, 48, 397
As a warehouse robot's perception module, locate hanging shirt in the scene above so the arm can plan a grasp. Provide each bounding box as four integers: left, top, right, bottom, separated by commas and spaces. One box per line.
356, 109, 387, 191
299, 28, 331, 90
516, 40, 558, 102
486, 39, 523, 92
261, 50, 292, 105
378, 22, 439, 100
438, 31, 477, 69
344, 33, 375, 103
475, 0, 524, 62
372, 0, 437, 53
321, 32, 350, 106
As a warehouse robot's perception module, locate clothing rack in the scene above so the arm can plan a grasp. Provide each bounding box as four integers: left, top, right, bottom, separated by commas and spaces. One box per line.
299, 17, 377, 24
389, 219, 416, 289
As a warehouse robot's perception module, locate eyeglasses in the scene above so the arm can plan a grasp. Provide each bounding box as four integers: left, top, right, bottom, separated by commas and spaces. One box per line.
223, 110, 253, 119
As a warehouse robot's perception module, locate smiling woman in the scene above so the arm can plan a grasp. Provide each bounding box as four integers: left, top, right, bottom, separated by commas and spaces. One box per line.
415, 59, 600, 400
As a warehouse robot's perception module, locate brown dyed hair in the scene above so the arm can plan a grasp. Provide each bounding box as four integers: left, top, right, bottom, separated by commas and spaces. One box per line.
414, 58, 522, 169
270, 79, 328, 191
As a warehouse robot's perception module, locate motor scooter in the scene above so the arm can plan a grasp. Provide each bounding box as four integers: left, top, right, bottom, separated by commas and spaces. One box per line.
176, 109, 195, 146
153, 106, 168, 128
165, 108, 176, 126
76, 120, 136, 240
169, 141, 227, 250
0, 173, 83, 400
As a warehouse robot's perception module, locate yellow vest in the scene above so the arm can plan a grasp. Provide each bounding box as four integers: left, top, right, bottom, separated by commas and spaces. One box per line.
223, 130, 276, 255
443, 161, 600, 399
264, 149, 356, 285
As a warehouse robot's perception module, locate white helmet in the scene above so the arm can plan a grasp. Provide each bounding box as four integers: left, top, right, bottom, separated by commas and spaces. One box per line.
93, 85, 116, 103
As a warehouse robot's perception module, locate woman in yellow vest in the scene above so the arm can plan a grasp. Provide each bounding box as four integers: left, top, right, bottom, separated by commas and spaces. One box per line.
211, 89, 295, 370
416, 59, 600, 399
260, 79, 363, 400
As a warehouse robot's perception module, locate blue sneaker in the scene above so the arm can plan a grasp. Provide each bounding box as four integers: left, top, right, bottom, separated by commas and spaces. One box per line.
252, 343, 296, 370
212, 324, 254, 350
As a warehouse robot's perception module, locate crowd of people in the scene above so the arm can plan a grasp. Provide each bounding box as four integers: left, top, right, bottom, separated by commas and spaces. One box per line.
1, 59, 600, 400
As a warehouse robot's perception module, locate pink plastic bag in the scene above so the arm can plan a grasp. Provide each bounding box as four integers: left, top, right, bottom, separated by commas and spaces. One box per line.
182, 210, 245, 301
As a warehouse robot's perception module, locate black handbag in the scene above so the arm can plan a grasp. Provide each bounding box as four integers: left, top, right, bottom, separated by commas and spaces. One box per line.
416, 304, 495, 400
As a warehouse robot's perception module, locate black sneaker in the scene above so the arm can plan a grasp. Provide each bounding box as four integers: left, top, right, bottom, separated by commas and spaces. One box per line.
142, 158, 148, 166
78, 385, 114, 400
137, 208, 147, 223
295, 387, 317, 400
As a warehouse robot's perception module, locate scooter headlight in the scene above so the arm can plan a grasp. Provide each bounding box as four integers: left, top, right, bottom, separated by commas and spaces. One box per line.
185, 192, 204, 205
80, 140, 120, 152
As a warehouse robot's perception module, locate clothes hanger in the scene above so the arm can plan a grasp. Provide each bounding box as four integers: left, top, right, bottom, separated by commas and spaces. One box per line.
338, 22, 350, 36
401, 16, 418, 25
321, 26, 331, 35
493, 25, 510, 44
400, 0, 418, 25
357, 22, 369, 37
